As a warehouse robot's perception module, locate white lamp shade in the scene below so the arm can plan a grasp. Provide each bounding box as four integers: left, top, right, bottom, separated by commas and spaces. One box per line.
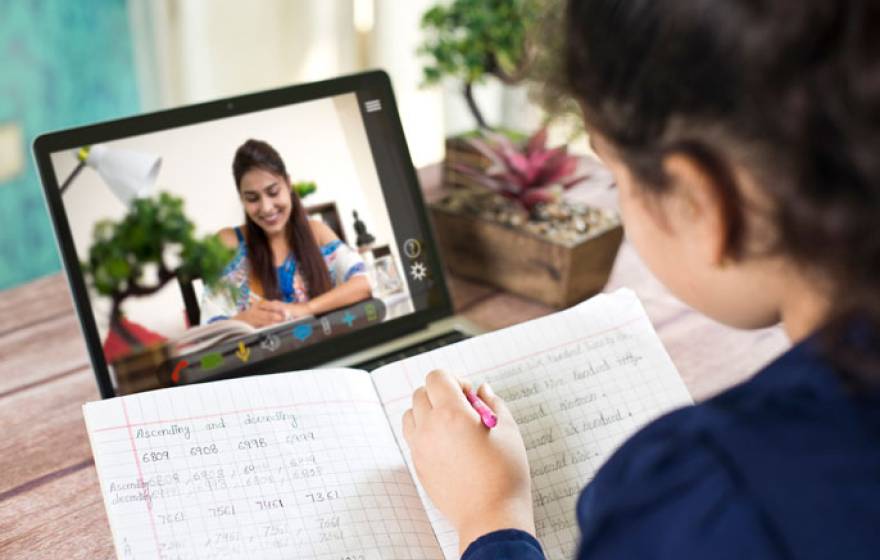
85, 144, 162, 206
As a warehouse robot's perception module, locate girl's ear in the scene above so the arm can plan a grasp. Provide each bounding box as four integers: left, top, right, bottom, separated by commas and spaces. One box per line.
661, 153, 730, 268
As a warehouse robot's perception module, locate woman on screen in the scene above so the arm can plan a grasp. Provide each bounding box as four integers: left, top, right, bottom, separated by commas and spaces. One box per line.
201, 139, 371, 327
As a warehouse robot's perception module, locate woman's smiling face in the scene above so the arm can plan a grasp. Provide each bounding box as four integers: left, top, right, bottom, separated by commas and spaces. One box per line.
239, 167, 292, 235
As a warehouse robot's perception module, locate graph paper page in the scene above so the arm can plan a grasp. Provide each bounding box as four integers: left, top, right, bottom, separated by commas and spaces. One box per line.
83, 368, 442, 560
373, 289, 693, 560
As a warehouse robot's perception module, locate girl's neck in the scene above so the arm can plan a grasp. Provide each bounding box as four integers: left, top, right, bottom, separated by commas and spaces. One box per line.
778, 269, 833, 344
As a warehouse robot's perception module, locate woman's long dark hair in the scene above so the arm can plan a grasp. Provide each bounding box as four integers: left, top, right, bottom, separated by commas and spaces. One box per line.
232, 139, 331, 300
561, 0, 880, 384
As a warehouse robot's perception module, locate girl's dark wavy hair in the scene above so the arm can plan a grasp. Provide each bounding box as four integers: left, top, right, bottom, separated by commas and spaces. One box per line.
563, 0, 880, 385
232, 139, 331, 300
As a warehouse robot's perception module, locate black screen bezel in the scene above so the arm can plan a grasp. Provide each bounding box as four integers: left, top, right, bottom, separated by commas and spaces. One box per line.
33, 70, 454, 399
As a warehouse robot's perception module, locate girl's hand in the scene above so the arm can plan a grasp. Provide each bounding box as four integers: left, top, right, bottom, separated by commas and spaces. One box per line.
283, 301, 313, 319
402, 370, 535, 554
253, 299, 311, 322
233, 301, 286, 327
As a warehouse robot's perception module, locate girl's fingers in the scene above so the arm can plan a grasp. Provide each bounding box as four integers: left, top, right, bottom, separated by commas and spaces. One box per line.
260, 303, 286, 322
259, 300, 286, 314
477, 383, 512, 420
256, 312, 282, 326
476, 382, 495, 404
424, 369, 470, 410
412, 387, 431, 424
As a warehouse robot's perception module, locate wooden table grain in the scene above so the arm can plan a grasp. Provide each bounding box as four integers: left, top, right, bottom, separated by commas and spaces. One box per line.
0, 169, 790, 559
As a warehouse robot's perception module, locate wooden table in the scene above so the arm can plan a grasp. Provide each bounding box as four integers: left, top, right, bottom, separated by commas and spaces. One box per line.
0, 172, 790, 559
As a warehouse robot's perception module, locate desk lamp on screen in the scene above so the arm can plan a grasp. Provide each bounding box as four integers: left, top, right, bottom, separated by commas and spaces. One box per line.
59, 144, 162, 205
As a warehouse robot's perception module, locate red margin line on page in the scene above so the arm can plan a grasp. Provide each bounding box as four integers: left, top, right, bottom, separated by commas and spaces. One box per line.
120, 398, 162, 556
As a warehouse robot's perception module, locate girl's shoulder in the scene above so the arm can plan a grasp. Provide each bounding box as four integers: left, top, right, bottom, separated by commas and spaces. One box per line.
577, 339, 880, 559
577, 411, 781, 558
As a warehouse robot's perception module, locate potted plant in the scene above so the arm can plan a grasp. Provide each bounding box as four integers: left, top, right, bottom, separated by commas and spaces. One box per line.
430, 128, 623, 307
420, 0, 623, 306
82, 192, 233, 391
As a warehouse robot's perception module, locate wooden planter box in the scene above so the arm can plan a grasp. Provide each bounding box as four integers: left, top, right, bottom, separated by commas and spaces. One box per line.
435, 136, 623, 308
444, 136, 492, 191
430, 205, 623, 308
112, 343, 171, 394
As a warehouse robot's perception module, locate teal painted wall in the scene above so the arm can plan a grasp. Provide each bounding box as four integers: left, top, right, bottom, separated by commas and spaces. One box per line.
0, 0, 140, 291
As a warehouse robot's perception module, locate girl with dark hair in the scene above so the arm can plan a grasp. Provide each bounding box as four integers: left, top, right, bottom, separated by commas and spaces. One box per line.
403, 1, 880, 559
201, 139, 371, 326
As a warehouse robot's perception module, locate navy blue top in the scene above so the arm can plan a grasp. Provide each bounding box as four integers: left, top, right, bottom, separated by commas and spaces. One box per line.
462, 332, 880, 559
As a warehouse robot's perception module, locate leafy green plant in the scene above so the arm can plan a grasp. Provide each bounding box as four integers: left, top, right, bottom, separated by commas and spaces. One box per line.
452, 127, 586, 216
83, 192, 234, 347
419, 0, 538, 130
292, 180, 317, 199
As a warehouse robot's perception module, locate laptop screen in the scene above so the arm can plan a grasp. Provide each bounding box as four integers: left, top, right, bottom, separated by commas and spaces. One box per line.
36, 72, 451, 397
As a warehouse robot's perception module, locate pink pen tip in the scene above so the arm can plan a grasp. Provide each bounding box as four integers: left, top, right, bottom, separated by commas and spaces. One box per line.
466, 389, 498, 429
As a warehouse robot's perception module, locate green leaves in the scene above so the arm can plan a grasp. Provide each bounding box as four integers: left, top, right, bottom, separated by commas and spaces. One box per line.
419, 0, 536, 87
83, 192, 234, 298
292, 180, 317, 199
176, 233, 234, 290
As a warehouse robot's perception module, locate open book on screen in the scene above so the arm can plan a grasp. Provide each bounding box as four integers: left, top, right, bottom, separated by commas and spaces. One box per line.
83, 288, 692, 560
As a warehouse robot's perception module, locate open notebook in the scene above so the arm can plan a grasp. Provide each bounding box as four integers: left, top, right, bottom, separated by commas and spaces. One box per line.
83, 288, 692, 560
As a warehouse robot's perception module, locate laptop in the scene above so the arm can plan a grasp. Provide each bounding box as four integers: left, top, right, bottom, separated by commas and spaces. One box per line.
33, 70, 481, 399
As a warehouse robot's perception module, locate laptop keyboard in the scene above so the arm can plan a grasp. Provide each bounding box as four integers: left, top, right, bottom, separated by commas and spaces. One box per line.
355, 329, 471, 372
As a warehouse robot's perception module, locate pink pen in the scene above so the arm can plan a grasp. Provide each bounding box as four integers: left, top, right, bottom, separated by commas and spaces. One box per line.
466, 387, 498, 429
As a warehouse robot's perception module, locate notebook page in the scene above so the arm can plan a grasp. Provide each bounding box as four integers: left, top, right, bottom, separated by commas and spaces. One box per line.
372, 289, 693, 560
83, 368, 443, 560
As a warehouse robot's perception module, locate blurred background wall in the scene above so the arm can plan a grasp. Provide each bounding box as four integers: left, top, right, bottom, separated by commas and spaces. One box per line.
0, 0, 544, 292
0, 0, 140, 290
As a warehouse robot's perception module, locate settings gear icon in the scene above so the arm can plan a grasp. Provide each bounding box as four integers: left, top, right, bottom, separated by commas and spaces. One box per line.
409, 261, 427, 281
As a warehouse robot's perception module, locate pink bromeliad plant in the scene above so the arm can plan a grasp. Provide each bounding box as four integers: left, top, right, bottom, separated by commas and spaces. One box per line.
452, 127, 587, 218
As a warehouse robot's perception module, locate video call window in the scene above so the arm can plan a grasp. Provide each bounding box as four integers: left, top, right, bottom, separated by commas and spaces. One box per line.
50, 93, 416, 395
